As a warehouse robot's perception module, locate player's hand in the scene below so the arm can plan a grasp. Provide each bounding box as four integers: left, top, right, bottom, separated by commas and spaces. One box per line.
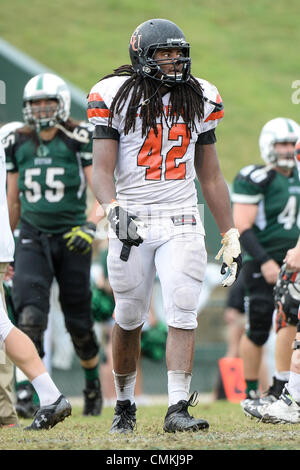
106, 201, 144, 247
261, 259, 280, 284
63, 222, 96, 254
215, 228, 242, 287
4, 263, 14, 281
284, 246, 300, 272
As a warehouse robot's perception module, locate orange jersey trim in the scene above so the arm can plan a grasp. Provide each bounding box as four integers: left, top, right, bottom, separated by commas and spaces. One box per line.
205, 93, 224, 122
88, 92, 104, 103
205, 108, 224, 122
87, 108, 110, 118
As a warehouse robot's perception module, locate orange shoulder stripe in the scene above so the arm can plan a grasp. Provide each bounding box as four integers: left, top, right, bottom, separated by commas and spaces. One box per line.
88, 92, 104, 102
87, 108, 110, 118
204, 108, 224, 122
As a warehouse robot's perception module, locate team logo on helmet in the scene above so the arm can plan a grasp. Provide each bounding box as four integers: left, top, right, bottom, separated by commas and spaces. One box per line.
130, 29, 141, 52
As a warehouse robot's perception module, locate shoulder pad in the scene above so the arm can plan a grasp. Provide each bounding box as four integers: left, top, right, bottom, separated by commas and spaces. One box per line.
1, 129, 27, 151
60, 124, 92, 144
236, 164, 276, 189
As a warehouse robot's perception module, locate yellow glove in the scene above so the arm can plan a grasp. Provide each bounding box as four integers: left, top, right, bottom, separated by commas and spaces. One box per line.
63, 222, 96, 254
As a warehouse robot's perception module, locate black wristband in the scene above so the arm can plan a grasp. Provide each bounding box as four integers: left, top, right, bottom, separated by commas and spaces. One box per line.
240, 228, 271, 265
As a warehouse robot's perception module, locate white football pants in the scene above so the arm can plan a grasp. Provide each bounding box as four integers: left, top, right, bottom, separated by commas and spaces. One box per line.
107, 213, 207, 330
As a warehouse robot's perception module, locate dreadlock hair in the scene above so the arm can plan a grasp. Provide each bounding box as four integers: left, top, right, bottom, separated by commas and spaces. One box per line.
100, 65, 204, 137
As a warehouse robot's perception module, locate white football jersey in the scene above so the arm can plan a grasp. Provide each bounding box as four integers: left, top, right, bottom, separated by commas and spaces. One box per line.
0, 141, 15, 261
88, 75, 223, 212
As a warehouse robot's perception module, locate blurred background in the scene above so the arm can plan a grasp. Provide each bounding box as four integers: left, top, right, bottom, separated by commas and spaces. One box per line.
0, 0, 297, 400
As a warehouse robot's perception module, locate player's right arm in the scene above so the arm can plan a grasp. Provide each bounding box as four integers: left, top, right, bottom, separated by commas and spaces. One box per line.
6, 171, 20, 231
92, 138, 118, 209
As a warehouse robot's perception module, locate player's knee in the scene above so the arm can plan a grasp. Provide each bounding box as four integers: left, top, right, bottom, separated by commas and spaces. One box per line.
17, 305, 48, 357
67, 326, 99, 361
115, 298, 147, 331
167, 285, 199, 329
246, 329, 269, 346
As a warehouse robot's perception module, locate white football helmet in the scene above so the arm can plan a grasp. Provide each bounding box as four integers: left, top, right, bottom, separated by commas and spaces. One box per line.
259, 117, 300, 169
0, 121, 23, 143
23, 73, 71, 129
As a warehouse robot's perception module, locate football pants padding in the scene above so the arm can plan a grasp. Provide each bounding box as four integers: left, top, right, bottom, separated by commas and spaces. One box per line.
246, 295, 274, 346
17, 305, 48, 357
156, 237, 207, 329
67, 327, 99, 361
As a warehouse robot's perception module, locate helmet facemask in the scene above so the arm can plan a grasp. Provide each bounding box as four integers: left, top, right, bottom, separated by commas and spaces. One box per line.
23, 96, 65, 131
140, 42, 191, 85
268, 140, 297, 170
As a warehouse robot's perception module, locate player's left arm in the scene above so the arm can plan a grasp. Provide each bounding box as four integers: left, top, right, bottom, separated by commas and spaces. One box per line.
195, 143, 233, 232
195, 143, 242, 286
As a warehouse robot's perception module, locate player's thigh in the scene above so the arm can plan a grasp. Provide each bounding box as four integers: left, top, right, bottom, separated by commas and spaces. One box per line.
155, 234, 207, 329
243, 261, 274, 343
107, 238, 156, 329
13, 234, 53, 313
57, 243, 92, 308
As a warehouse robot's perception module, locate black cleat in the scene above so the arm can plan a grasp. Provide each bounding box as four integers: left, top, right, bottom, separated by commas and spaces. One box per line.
163, 391, 209, 433
109, 400, 136, 434
15, 383, 38, 419
25, 395, 72, 431
83, 381, 103, 416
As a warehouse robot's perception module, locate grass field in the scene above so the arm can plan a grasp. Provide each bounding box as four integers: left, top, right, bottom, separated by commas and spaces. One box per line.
1, 0, 300, 181
1, 400, 300, 451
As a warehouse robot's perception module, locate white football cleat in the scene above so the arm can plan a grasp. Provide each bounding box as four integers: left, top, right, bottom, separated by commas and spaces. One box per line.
260, 387, 300, 424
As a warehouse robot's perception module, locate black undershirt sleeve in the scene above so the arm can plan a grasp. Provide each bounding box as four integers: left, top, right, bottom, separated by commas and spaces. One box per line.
93, 125, 120, 141
197, 129, 217, 145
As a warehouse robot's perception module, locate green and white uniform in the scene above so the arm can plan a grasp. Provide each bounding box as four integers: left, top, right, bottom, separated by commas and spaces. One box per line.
232, 164, 300, 263
4, 124, 93, 233
232, 164, 300, 346
2, 123, 99, 363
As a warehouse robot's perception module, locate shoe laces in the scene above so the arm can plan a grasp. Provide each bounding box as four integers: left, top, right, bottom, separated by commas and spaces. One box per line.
115, 401, 136, 430
166, 391, 199, 418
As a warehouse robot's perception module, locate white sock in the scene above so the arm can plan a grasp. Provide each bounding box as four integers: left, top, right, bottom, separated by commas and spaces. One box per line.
275, 370, 290, 382
31, 372, 61, 406
167, 370, 192, 406
113, 370, 136, 405
287, 371, 300, 402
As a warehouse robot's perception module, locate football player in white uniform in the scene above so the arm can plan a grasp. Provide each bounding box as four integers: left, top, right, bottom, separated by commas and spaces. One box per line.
89, 18, 242, 433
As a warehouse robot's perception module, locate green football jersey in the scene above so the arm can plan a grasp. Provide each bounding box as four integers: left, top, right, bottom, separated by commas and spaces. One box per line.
4, 123, 93, 233
232, 164, 300, 263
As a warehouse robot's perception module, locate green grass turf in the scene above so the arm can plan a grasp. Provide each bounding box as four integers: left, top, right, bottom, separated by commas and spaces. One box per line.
1, 0, 300, 181
1, 402, 300, 450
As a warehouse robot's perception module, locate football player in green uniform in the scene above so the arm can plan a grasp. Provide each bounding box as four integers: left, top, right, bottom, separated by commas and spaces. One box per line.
4, 73, 104, 419
231, 117, 300, 416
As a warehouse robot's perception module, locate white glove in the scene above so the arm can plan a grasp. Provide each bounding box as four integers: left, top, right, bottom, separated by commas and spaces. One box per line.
215, 228, 242, 287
